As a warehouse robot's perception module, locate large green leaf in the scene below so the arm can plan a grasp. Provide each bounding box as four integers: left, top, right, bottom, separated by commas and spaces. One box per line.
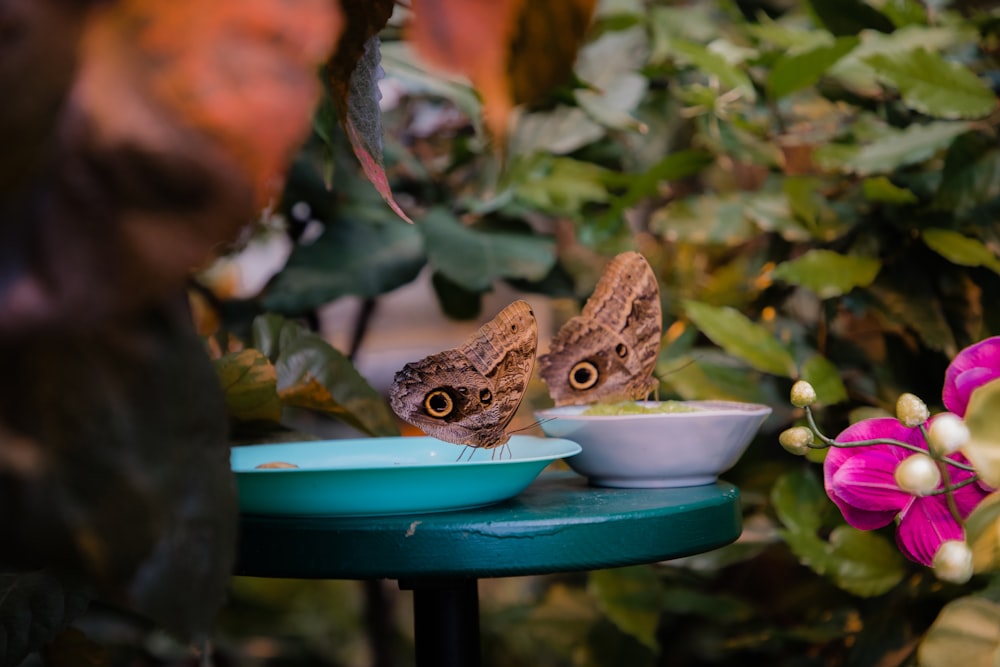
683, 301, 797, 377
844, 121, 971, 175
864, 49, 996, 120
251, 314, 399, 437
512, 156, 613, 216
262, 215, 426, 314
962, 378, 1000, 488
588, 567, 663, 651
771, 249, 881, 299
922, 229, 1000, 276
767, 37, 858, 100
418, 208, 557, 292
918, 597, 1000, 667
935, 133, 1000, 215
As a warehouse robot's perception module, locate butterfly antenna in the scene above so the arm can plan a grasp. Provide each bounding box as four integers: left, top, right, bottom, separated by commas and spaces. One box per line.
509, 417, 557, 434
456, 445, 472, 462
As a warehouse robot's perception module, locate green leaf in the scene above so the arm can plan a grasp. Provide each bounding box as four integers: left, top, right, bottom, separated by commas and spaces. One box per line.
651, 193, 759, 245
251, 314, 400, 437
962, 378, 1000, 488
771, 468, 830, 534
214, 349, 282, 423
767, 37, 858, 100
262, 216, 426, 314
418, 208, 557, 292
661, 39, 756, 102
588, 567, 663, 651
800, 354, 848, 405
657, 352, 776, 405
512, 156, 613, 216
772, 249, 881, 299
334, 36, 412, 222
965, 491, 1000, 574
805, 0, 895, 36
684, 301, 797, 377
935, 134, 1000, 215
918, 597, 1000, 667
864, 49, 997, 119
922, 229, 1000, 276
862, 176, 919, 204
431, 271, 482, 320
844, 121, 971, 175
825, 526, 907, 597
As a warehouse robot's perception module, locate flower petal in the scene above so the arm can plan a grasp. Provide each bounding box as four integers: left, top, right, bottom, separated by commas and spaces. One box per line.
943, 336, 1000, 416
896, 496, 965, 566
828, 454, 912, 513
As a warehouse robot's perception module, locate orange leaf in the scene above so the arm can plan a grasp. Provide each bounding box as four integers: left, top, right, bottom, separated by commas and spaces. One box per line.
326, 0, 412, 222
407, 0, 596, 143
77, 0, 343, 208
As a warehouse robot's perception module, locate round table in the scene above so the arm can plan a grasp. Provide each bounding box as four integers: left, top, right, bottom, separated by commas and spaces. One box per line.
236, 471, 742, 666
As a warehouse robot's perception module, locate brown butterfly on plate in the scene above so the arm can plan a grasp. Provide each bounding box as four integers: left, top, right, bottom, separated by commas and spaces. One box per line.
538, 251, 662, 406
388, 300, 537, 456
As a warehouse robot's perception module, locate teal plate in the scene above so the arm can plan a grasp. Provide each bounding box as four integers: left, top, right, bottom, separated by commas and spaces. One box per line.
231, 436, 582, 517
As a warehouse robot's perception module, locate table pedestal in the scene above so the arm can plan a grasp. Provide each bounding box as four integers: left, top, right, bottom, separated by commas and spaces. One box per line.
401, 578, 480, 667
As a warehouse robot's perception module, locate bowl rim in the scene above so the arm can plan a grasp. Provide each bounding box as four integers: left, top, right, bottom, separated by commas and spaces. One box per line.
535, 399, 773, 421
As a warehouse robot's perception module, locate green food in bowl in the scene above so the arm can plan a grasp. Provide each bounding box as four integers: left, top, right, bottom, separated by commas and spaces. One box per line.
581, 400, 702, 416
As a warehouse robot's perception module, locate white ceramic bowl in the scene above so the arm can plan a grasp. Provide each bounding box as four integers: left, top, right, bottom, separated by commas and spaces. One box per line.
535, 400, 771, 488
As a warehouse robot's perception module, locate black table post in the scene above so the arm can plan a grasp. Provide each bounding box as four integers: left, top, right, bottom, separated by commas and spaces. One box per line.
400, 578, 481, 667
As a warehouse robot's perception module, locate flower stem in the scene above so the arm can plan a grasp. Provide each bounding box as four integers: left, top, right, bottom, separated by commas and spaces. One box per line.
936, 460, 964, 525
802, 408, 977, 472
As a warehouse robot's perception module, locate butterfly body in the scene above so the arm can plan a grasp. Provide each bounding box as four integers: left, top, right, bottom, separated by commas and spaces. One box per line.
539, 252, 661, 406
389, 300, 537, 448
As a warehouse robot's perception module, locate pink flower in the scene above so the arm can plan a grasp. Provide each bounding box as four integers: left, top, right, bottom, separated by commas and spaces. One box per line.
824, 417, 989, 566
943, 336, 1000, 417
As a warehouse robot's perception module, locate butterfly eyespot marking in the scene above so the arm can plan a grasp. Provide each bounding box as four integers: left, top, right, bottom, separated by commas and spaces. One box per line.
424, 390, 454, 418
569, 361, 599, 390
479, 388, 492, 404
615, 343, 628, 358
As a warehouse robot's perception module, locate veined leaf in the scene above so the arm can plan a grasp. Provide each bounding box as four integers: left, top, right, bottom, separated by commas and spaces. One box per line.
683, 301, 797, 377
962, 378, 1000, 488
214, 349, 282, 423
864, 49, 997, 120
419, 208, 557, 292
918, 597, 1000, 667
251, 314, 400, 437
935, 133, 1000, 215
771, 469, 829, 534
771, 249, 881, 299
844, 121, 970, 175
767, 37, 858, 100
922, 229, 1000, 276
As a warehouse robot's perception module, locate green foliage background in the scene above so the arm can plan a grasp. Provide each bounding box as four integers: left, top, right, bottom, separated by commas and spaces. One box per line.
195, 0, 1000, 665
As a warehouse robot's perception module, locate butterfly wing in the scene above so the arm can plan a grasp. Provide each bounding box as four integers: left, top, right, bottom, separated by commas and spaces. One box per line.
389, 300, 537, 448
539, 252, 661, 406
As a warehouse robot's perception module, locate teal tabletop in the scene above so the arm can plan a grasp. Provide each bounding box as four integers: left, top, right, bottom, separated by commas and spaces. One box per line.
236, 470, 742, 580
237, 470, 742, 667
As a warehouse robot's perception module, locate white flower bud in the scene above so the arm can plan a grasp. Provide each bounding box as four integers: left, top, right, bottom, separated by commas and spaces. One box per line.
894, 454, 941, 496
927, 413, 970, 457
779, 427, 814, 455
932, 540, 974, 584
790, 381, 817, 408
896, 393, 930, 427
